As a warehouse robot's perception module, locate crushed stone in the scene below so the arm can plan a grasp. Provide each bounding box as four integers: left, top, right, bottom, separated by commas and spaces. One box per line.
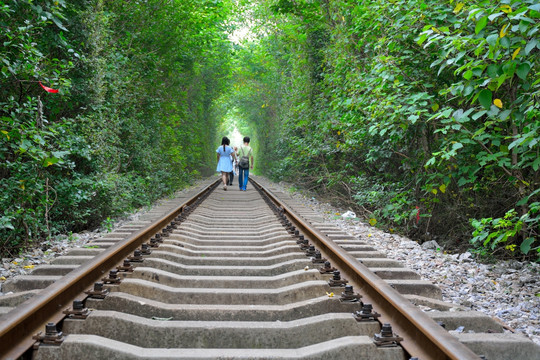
2, 177, 538, 346
277, 181, 539, 346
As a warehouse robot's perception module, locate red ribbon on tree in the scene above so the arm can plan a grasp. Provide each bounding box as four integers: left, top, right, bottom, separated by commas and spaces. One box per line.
39, 82, 59, 93
416, 206, 420, 224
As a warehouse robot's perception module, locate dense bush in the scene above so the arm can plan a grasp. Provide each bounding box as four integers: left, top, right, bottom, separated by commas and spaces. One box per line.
0, 0, 232, 256
232, 0, 539, 259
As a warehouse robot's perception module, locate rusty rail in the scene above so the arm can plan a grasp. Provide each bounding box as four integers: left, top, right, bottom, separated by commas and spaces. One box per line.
250, 178, 481, 360
0, 179, 219, 360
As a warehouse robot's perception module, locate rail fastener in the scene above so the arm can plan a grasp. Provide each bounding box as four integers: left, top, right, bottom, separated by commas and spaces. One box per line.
116, 259, 135, 272
328, 270, 348, 287
62, 300, 90, 319
102, 269, 122, 284
128, 250, 144, 262
318, 260, 337, 274
311, 250, 327, 264
140, 243, 152, 255
373, 323, 403, 347
305, 245, 317, 257
340, 284, 362, 303
84, 282, 109, 299
354, 303, 381, 322
32, 323, 64, 347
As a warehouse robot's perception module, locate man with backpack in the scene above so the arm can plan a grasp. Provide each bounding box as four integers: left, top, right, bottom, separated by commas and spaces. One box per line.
237, 136, 253, 191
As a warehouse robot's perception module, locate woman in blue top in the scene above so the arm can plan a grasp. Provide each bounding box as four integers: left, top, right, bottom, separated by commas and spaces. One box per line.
216, 136, 236, 190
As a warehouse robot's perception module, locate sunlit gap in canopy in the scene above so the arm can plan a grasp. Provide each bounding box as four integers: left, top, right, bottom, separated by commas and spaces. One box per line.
229, 126, 244, 148
219, 107, 246, 149
228, 1, 257, 45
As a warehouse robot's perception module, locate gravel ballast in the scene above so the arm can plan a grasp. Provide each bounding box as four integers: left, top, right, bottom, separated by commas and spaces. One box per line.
2, 177, 539, 346
276, 182, 540, 346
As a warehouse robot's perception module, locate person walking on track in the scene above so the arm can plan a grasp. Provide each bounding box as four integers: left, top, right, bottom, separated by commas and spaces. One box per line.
237, 136, 253, 191
216, 136, 236, 191
228, 146, 237, 186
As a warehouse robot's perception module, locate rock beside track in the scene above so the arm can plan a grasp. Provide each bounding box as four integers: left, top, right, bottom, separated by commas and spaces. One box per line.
272, 181, 540, 346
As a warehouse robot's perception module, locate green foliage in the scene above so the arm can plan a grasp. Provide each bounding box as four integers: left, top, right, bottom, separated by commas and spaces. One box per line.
234, 0, 539, 259
470, 203, 539, 258
1, 0, 538, 260
101, 217, 114, 233
0, 0, 233, 256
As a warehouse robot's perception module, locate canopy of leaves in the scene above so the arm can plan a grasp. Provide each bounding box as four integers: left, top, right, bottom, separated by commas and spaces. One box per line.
231, 0, 539, 259
1, 0, 538, 260
0, 0, 233, 254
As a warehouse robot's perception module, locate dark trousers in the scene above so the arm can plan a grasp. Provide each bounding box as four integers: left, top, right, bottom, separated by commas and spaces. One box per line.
228, 171, 234, 185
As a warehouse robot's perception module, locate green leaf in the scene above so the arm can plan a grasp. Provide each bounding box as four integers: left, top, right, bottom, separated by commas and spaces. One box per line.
529, 4, 540, 12
472, 67, 484, 77
516, 63, 531, 80
425, 157, 436, 167
51, 17, 68, 31
486, 34, 498, 46
516, 195, 529, 207
463, 70, 473, 80
417, 34, 428, 45
532, 157, 540, 171
520, 237, 535, 254
509, 136, 526, 150
525, 39, 538, 55
499, 109, 511, 120
458, 177, 469, 186
0, 216, 15, 231
408, 114, 419, 124
42, 157, 60, 167
488, 12, 504, 21
487, 64, 499, 79
519, 21, 529, 33
475, 16, 488, 34
478, 89, 492, 110
472, 110, 487, 120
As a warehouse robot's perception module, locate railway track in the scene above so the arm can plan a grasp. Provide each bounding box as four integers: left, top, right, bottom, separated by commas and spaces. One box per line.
0, 176, 538, 360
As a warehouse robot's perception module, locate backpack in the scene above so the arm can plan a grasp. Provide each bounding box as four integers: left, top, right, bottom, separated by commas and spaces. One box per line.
238, 146, 251, 168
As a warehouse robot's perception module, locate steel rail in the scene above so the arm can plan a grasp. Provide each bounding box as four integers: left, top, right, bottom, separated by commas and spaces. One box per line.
0, 179, 219, 360
251, 178, 481, 360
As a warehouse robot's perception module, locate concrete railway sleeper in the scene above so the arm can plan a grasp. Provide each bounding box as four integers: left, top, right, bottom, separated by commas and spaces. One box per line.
0, 177, 538, 360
